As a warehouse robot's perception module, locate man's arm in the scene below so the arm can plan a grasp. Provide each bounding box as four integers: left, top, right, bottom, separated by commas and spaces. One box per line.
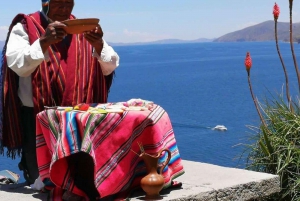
84, 25, 120, 76
6, 23, 49, 77
92, 40, 120, 76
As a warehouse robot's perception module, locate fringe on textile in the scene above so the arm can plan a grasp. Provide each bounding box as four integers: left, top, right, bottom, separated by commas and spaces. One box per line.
0, 30, 9, 158
0, 27, 22, 160
0, 141, 21, 159
0, 140, 3, 155
0, 31, 8, 157
6, 148, 21, 159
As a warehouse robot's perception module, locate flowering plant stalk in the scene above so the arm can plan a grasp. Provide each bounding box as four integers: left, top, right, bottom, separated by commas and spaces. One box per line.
289, 0, 300, 92
245, 52, 267, 128
273, 3, 292, 111
244, 51, 274, 166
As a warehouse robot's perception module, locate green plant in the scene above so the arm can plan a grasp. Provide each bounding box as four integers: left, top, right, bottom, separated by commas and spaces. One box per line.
244, 2, 300, 201
246, 96, 300, 200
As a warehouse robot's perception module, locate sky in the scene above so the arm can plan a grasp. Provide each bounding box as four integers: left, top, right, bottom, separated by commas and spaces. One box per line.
1, 0, 300, 43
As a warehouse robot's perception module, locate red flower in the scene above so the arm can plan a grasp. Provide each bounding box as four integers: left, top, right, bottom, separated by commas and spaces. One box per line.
245, 52, 252, 75
273, 3, 280, 20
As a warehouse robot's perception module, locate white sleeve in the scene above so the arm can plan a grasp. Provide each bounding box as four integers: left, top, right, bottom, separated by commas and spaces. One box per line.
5, 23, 50, 77
92, 39, 120, 76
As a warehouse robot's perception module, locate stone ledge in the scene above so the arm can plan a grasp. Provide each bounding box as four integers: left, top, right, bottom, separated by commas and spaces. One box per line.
131, 160, 280, 201
0, 160, 280, 201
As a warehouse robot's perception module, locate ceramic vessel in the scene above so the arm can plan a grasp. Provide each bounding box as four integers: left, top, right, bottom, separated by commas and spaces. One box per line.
61, 18, 99, 34
140, 148, 171, 200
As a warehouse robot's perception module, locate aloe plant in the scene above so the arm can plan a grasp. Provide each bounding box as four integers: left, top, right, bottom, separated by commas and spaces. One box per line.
243, 2, 300, 201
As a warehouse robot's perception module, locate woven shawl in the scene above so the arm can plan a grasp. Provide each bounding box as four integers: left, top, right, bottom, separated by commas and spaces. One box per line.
0, 12, 114, 157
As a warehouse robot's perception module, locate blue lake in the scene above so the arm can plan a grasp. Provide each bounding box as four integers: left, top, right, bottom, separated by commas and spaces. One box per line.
1, 41, 300, 181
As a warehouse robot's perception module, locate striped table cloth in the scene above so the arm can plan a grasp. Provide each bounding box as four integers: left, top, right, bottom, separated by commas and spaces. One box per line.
36, 103, 184, 199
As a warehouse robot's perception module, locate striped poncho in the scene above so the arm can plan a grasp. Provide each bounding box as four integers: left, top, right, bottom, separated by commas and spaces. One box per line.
0, 11, 113, 156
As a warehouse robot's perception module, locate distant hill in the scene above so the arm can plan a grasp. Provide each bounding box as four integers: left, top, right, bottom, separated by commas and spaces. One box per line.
3, 20, 300, 48
0, 38, 212, 50
214, 20, 300, 42
3, 21, 300, 47
109, 38, 213, 46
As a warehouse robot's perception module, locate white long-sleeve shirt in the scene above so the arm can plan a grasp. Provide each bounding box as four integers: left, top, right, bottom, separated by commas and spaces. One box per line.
6, 22, 120, 107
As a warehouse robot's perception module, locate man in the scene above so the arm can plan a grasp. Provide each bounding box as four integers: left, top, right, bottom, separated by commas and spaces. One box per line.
1, 0, 119, 189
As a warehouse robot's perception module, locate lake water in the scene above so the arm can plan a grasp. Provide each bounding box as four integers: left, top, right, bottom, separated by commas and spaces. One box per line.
1, 41, 300, 182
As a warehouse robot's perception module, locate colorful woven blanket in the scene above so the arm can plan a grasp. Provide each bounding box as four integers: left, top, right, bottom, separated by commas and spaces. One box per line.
36, 102, 184, 199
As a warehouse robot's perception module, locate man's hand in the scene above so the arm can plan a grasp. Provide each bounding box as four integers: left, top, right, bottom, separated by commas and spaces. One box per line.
40, 21, 67, 52
83, 25, 104, 55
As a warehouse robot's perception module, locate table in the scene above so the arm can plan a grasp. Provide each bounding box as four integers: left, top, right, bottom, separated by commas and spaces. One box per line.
36, 101, 184, 199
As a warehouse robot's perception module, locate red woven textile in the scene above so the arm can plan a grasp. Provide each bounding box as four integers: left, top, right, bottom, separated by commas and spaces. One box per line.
36, 104, 185, 199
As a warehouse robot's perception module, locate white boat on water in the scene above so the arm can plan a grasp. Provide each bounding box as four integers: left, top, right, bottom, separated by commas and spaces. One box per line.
212, 125, 227, 131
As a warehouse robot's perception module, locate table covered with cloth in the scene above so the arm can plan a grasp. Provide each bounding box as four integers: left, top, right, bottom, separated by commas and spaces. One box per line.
35, 99, 185, 200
